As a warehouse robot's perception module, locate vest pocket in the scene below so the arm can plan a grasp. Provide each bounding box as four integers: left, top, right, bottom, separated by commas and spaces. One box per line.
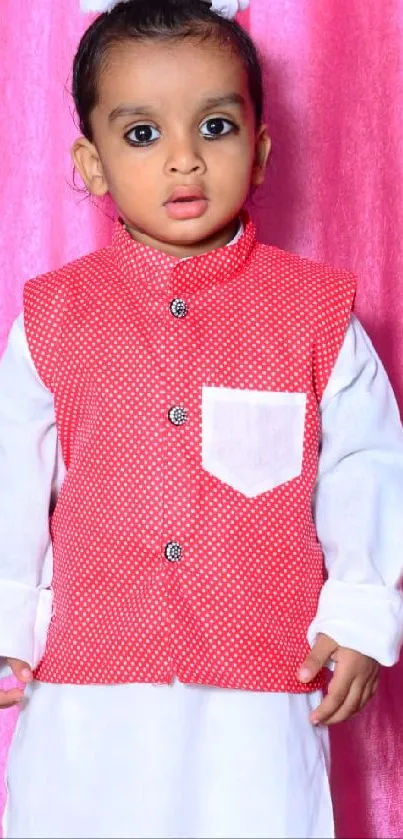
202, 386, 306, 498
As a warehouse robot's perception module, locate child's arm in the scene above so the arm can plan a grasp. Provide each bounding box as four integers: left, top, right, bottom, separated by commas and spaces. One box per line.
300, 315, 403, 723
0, 315, 59, 706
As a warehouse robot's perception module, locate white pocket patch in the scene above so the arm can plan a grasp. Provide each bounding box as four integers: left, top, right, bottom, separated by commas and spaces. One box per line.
202, 387, 306, 498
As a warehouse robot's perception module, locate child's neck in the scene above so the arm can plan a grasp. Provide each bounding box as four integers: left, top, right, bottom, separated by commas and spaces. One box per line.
124, 218, 240, 259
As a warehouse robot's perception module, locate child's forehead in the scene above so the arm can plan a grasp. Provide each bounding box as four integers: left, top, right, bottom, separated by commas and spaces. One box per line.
98, 36, 249, 107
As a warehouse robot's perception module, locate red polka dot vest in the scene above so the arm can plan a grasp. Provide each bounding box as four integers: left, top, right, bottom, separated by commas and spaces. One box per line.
24, 216, 355, 691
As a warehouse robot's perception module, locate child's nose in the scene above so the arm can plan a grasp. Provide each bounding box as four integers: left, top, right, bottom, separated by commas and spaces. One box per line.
165, 140, 206, 176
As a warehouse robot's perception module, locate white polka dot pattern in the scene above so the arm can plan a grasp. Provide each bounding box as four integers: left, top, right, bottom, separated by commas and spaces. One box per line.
23, 214, 356, 691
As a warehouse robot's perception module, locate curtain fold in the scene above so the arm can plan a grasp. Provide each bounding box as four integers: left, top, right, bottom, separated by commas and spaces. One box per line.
1, 2, 402, 836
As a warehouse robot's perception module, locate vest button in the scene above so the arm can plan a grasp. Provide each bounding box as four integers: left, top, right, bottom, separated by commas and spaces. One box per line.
165, 541, 182, 562
170, 298, 188, 318
168, 406, 187, 426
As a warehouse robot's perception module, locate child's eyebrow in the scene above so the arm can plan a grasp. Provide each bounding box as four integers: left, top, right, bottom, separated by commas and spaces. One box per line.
108, 93, 246, 124
108, 104, 157, 122
199, 93, 247, 111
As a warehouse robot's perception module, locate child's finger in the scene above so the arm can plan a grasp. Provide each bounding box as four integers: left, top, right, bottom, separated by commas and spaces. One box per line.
311, 678, 366, 726
310, 689, 347, 725
0, 688, 25, 709
7, 659, 33, 683
309, 671, 353, 725
318, 680, 365, 725
371, 677, 379, 697
358, 680, 375, 711
360, 673, 379, 709
298, 634, 338, 683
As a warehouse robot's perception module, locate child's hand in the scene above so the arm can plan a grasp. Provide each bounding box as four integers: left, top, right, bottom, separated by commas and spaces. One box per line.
298, 633, 379, 726
0, 658, 33, 709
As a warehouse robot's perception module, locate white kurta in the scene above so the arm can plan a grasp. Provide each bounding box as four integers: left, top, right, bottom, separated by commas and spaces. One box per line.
0, 311, 403, 839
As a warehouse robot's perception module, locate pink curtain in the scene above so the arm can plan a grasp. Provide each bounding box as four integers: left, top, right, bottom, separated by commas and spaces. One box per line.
1, 1, 402, 835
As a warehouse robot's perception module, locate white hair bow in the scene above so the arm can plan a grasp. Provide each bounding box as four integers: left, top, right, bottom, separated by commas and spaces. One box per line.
208, 0, 249, 17
80, 0, 249, 20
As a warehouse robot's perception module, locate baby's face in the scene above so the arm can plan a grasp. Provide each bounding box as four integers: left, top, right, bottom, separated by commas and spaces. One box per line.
73, 36, 269, 257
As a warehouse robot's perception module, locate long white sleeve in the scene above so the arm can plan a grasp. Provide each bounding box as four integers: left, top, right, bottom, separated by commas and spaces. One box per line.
0, 314, 62, 671
308, 315, 403, 665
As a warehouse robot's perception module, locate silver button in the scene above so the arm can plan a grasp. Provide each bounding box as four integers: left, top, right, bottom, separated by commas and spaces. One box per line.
168, 406, 187, 426
165, 542, 182, 562
170, 298, 188, 318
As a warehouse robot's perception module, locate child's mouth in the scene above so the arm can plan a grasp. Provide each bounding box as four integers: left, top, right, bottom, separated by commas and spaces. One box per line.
164, 188, 209, 220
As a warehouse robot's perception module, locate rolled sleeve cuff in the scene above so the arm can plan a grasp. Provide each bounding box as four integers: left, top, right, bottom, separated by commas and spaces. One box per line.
0, 581, 53, 674
307, 579, 403, 666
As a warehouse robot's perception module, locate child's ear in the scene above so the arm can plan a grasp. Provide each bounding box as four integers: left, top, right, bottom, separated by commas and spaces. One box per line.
71, 137, 108, 197
251, 125, 271, 187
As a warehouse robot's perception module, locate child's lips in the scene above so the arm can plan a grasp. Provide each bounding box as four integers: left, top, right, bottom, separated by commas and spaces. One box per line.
164, 187, 209, 220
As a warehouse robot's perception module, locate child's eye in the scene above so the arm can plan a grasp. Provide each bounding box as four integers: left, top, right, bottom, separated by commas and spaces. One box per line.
125, 124, 161, 146
199, 118, 236, 139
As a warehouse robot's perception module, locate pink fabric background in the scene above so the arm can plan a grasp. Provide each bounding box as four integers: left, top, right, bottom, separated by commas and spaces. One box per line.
1, 1, 402, 835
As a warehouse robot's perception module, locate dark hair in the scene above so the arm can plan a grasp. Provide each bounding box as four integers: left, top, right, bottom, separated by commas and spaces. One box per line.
72, 0, 264, 140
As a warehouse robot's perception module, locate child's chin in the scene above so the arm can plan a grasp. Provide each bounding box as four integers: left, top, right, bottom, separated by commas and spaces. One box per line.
163, 221, 216, 244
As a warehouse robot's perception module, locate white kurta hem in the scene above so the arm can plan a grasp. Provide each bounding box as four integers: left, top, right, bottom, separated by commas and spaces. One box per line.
3, 680, 333, 839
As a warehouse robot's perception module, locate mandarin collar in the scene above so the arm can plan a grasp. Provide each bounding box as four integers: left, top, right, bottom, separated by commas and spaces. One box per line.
111, 212, 256, 297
